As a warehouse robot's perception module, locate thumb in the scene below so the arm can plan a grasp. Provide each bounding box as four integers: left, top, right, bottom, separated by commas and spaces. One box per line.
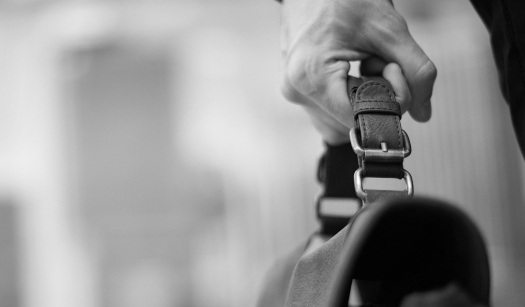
376, 25, 437, 122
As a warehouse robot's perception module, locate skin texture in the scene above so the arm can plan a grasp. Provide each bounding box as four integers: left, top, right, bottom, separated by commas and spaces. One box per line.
280, 0, 437, 144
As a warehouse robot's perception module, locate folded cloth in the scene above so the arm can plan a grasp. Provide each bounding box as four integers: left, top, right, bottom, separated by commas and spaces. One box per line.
258, 197, 490, 307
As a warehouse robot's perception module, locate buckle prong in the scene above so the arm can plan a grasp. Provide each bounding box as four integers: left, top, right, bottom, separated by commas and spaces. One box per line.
349, 128, 411, 162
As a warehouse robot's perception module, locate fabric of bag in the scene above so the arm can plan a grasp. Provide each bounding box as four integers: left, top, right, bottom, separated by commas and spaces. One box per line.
257, 243, 306, 307
257, 196, 491, 307
325, 196, 491, 307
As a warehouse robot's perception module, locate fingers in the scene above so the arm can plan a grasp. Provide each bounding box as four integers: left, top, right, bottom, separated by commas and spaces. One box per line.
283, 51, 356, 128
375, 16, 437, 122
383, 62, 412, 113
387, 37, 436, 122
318, 60, 355, 127
361, 58, 411, 114
281, 53, 357, 144
303, 104, 352, 145
281, 67, 351, 144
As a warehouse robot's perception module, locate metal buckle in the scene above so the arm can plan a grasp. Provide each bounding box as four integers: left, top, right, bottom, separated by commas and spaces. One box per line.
349, 128, 411, 162
353, 168, 414, 200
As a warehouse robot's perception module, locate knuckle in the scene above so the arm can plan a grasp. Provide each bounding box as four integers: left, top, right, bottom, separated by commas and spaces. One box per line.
326, 59, 350, 78
287, 58, 307, 88
280, 47, 350, 105
393, 13, 409, 30
377, 11, 408, 37
280, 54, 309, 103
282, 49, 318, 98
387, 11, 408, 30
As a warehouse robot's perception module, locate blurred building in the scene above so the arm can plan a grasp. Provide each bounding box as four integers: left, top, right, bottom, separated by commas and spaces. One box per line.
0, 1, 523, 307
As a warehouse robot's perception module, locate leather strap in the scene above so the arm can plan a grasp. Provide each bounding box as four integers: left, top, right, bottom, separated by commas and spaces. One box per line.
318, 143, 360, 198
318, 77, 407, 234
317, 143, 361, 235
348, 78, 405, 179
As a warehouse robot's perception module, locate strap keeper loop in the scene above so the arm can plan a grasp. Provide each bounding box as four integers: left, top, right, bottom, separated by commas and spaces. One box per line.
353, 100, 401, 118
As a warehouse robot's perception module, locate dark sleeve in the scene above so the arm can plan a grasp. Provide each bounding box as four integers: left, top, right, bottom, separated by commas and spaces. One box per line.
470, 0, 525, 158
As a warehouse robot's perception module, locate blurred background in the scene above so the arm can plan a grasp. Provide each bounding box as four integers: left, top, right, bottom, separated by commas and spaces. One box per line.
0, 0, 524, 307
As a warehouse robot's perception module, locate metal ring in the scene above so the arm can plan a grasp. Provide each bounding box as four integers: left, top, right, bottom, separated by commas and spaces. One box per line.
354, 168, 367, 200
349, 128, 364, 157
353, 168, 414, 200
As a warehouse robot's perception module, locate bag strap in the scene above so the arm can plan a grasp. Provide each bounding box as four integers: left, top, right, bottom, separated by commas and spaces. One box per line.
316, 143, 361, 236
347, 77, 413, 204
316, 77, 412, 235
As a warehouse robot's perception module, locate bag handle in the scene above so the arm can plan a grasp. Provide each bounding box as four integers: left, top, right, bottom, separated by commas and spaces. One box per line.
315, 77, 413, 235
347, 77, 413, 204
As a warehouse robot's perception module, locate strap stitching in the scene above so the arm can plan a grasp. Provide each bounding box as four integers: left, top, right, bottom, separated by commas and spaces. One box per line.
362, 116, 368, 147
354, 106, 400, 112
395, 116, 402, 149
355, 103, 399, 108
350, 88, 359, 105
357, 82, 395, 101
359, 99, 396, 103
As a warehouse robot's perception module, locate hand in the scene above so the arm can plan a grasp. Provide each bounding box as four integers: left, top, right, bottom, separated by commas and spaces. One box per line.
280, 0, 437, 144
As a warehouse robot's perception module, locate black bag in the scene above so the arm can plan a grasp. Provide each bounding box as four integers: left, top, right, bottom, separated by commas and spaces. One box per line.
287, 197, 490, 307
